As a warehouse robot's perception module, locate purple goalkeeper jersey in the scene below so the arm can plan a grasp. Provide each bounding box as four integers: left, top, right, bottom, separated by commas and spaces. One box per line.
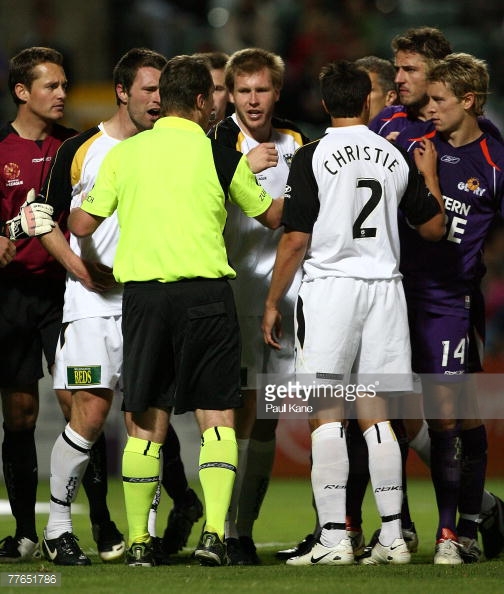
396, 127, 504, 315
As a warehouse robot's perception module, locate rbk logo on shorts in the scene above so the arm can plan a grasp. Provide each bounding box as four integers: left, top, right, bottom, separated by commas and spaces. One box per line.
67, 366, 101, 386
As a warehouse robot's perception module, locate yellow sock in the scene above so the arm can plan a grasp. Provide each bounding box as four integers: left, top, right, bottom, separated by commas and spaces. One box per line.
122, 436, 162, 546
199, 426, 237, 539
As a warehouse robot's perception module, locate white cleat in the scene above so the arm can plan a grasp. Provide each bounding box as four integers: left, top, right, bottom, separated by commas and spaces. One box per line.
434, 536, 463, 565
286, 538, 354, 566
359, 538, 411, 565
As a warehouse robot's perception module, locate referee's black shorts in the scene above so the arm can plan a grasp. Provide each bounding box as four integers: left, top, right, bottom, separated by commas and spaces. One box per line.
122, 278, 242, 414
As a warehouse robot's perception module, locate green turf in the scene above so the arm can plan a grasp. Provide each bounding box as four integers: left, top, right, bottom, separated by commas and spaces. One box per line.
0, 478, 503, 593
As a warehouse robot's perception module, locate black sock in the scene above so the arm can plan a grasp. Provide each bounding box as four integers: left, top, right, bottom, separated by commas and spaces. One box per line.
457, 425, 488, 540
2, 425, 38, 541
392, 419, 413, 529
345, 419, 369, 529
161, 425, 189, 506
82, 432, 110, 525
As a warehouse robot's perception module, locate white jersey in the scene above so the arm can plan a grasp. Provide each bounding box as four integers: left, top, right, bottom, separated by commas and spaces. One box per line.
283, 125, 440, 282
45, 123, 122, 321
222, 114, 305, 314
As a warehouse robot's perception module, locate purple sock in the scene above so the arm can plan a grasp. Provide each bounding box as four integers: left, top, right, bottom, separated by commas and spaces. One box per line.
430, 427, 461, 539
457, 425, 487, 540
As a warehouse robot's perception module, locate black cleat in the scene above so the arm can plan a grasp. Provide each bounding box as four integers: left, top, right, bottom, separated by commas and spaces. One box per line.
195, 531, 228, 566
276, 533, 316, 560
479, 493, 504, 559
0, 536, 40, 563
239, 536, 260, 565
42, 532, 91, 566
92, 520, 125, 562
163, 489, 203, 554
125, 542, 156, 567
225, 537, 248, 566
151, 537, 171, 565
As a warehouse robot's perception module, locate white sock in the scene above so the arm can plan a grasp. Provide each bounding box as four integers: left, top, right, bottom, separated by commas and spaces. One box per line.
236, 438, 275, 537
46, 424, 93, 540
148, 481, 161, 537
225, 438, 249, 539
409, 420, 431, 467
311, 422, 348, 547
364, 421, 402, 546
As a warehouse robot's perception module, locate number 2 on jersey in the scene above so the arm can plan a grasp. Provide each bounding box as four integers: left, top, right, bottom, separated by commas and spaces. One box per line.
353, 178, 382, 239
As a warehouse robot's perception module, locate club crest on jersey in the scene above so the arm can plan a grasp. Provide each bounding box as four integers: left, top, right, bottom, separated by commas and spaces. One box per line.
283, 153, 293, 167
67, 366, 101, 386
3, 162, 23, 187
458, 177, 486, 196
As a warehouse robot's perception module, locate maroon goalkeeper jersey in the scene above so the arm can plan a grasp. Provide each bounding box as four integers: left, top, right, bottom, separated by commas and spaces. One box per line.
0, 122, 76, 280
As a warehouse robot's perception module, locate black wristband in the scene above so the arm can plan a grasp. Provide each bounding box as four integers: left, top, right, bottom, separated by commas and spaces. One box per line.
0, 221, 6, 238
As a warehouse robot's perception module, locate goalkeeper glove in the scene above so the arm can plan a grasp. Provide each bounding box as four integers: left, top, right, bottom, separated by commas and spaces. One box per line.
5, 189, 55, 240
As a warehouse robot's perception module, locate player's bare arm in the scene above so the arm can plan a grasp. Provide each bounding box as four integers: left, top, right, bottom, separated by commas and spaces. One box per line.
412, 138, 446, 241
246, 142, 279, 173
254, 197, 284, 229
0, 236, 16, 267
39, 225, 116, 292
68, 207, 105, 238
262, 229, 309, 349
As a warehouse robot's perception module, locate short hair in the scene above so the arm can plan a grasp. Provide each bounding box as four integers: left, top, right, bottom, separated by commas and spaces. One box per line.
159, 55, 213, 115
355, 55, 396, 95
320, 60, 371, 119
8, 46, 64, 104
113, 47, 167, 105
391, 27, 452, 62
192, 51, 229, 71
225, 47, 284, 92
427, 53, 489, 117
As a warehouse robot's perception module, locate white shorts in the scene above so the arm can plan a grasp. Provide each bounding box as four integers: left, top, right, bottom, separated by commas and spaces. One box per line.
295, 277, 412, 392
53, 316, 123, 391
240, 315, 295, 389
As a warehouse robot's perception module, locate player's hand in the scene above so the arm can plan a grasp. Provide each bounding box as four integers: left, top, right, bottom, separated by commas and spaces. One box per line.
0, 236, 16, 267
6, 188, 55, 240
247, 143, 279, 173
385, 131, 400, 142
413, 138, 438, 178
262, 305, 283, 350
79, 260, 118, 293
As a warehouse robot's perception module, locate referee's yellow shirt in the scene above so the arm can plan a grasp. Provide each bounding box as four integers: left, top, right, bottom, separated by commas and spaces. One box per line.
82, 117, 272, 283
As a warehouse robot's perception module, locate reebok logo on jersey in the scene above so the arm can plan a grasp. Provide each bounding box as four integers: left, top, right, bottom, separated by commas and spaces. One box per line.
67, 366, 101, 386
441, 154, 460, 164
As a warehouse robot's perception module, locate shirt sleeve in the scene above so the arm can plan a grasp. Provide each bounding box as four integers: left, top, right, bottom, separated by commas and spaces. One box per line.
228, 155, 273, 217
81, 149, 118, 218
398, 148, 442, 225
282, 141, 320, 232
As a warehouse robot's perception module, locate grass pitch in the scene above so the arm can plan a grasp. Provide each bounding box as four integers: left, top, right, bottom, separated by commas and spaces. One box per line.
0, 477, 503, 593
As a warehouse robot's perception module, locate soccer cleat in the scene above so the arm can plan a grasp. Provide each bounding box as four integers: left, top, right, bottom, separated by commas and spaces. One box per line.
276, 533, 316, 560
92, 521, 125, 562
286, 538, 354, 566
359, 538, 411, 565
125, 541, 155, 567
225, 537, 247, 566
402, 523, 419, 553
151, 536, 171, 565
433, 528, 463, 565
347, 529, 366, 557
479, 493, 504, 559
458, 536, 482, 564
163, 489, 203, 554
0, 536, 41, 563
42, 532, 91, 566
239, 536, 260, 565
194, 531, 228, 566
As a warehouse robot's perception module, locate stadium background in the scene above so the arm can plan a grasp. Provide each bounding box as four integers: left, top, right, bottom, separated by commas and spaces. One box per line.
0, 0, 503, 481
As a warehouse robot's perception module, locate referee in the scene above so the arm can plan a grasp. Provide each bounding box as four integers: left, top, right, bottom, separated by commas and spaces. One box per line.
67, 54, 282, 567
